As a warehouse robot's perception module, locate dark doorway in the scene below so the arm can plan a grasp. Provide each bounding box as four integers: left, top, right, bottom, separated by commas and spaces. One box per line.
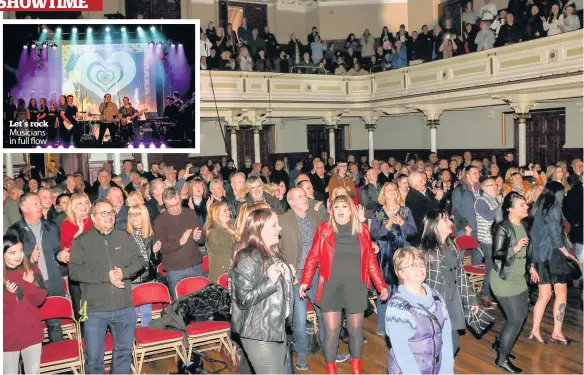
514, 108, 566, 166
307, 125, 345, 162
225, 126, 273, 167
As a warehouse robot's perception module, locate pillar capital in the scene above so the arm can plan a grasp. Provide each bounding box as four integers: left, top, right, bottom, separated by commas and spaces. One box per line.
253, 125, 263, 134
365, 123, 377, 131
426, 119, 440, 129
512, 112, 531, 123
406, 105, 443, 121
226, 124, 240, 134
491, 95, 536, 116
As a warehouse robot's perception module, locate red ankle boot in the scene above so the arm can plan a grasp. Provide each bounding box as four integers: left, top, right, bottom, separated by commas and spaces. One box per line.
325, 362, 337, 374
351, 357, 362, 374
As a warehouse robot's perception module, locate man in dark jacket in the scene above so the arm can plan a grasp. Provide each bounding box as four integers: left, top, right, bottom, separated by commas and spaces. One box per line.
452, 165, 483, 263
69, 198, 146, 375
6, 193, 66, 343
361, 168, 382, 219
496, 12, 522, 47
405, 171, 444, 245
499, 151, 517, 179
419, 25, 433, 62
309, 161, 329, 202
245, 175, 286, 214
107, 186, 128, 230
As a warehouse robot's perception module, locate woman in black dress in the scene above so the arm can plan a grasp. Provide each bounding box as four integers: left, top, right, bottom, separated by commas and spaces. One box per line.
300, 195, 388, 374
529, 181, 576, 345
45, 101, 59, 142
27, 98, 39, 123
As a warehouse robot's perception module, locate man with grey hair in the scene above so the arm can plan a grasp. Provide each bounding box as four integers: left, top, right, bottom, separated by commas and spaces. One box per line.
107, 186, 128, 230
298, 179, 329, 221
92, 168, 113, 200
405, 170, 444, 245
309, 161, 329, 202
154, 187, 206, 298
227, 172, 247, 219
569, 158, 583, 187
245, 175, 285, 213
4, 186, 23, 232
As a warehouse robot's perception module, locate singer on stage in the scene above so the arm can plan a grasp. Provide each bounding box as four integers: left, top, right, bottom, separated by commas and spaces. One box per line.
98, 93, 119, 144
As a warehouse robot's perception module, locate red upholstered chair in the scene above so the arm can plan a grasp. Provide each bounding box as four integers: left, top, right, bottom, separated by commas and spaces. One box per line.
217, 272, 229, 289
132, 283, 187, 374
157, 263, 167, 277
202, 255, 210, 274
175, 276, 234, 360
455, 235, 486, 293
175, 277, 211, 298
39, 297, 83, 374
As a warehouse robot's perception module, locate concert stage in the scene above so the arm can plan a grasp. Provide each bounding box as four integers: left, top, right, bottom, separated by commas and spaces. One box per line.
3, 22, 197, 149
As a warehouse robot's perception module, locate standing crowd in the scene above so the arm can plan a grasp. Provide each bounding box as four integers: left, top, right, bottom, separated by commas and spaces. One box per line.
3, 151, 583, 374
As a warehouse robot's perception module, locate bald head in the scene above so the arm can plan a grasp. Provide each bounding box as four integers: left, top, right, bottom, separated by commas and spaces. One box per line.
287, 187, 309, 215
295, 173, 310, 186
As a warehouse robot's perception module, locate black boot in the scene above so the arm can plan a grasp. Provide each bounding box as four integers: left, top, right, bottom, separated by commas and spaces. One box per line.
492, 337, 516, 360
495, 355, 522, 373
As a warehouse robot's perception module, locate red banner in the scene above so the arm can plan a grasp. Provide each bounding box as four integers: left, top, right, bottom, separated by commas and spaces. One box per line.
0, 0, 102, 11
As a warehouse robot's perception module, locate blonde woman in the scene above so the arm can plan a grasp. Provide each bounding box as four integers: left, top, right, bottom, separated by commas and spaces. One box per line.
233, 202, 271, 255
370, 183, 417, 335
205, 202, 235, 283
299, 195, 388, 374
126, 190, 145, 208
525, 184, 544, 206
60, 193, 92, 321
546, 164, 570, 191
127, 204, 161, 327
504, 167, 520, 183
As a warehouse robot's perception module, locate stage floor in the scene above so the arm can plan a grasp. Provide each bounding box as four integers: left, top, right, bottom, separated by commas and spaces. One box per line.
144, 285, 583, 374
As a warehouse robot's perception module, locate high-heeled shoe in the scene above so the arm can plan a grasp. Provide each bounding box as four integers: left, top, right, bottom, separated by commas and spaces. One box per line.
528, 333, 547, 344
549, 337, 572, 346
491, 337, 516, 360
325, 362, 337, 374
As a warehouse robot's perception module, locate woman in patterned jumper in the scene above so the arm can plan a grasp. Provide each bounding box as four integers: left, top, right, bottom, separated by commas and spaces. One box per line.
386, 247, 454, 374
370, 182, 417, 335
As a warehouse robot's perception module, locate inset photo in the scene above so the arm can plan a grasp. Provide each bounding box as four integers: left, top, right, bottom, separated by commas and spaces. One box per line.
3, 20, 199, 150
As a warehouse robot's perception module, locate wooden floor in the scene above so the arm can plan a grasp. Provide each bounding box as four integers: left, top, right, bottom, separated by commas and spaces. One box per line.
144, 285, 583, 374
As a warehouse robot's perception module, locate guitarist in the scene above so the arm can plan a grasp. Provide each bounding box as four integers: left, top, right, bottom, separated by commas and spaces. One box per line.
119, 97, 139, 144
59, 95, 80, 145
98, 93, 119, 144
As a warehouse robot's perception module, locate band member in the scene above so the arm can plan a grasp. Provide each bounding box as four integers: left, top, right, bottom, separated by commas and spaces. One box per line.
119, 97, 138, 144
60, 95, 79, 145
163, 97, 178, 121
172, 91, 183, 109
98, 93, 119, 144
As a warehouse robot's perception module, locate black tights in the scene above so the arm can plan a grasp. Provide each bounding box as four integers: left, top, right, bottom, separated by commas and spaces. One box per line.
322, 311, 363, 363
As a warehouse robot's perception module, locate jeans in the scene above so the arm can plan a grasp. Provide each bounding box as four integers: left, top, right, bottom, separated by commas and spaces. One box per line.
456, 231, 482, 264
46, 318, 64, 343
84, 306, 136, 374
133, 285, 153, 328
167, 264, 203, 299
292, 271, 324, 359
496, 291, 529, 359
3, 343, 42, 374
241, 337, 287, 374
480, 242, 494, 298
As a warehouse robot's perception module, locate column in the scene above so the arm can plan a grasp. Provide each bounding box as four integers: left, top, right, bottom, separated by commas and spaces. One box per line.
113, 153, 121, 175
365, 123, 376, 162
514, 113, 531, 166
141, 153, 149, 169
327, 125, 337, 162
427, 119, 440, 153
253, 127, 261, 164
5, 153, 13, 178
228, 126, 239, 167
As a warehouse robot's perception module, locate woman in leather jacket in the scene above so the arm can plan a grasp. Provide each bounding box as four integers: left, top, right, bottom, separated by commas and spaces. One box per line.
490, 192, 536, 373
127, 204, 162, 328
299, 195, 388, 374
231, 208, 293, 374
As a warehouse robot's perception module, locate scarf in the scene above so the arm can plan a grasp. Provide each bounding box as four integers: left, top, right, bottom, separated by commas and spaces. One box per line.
133, 229, 148, 262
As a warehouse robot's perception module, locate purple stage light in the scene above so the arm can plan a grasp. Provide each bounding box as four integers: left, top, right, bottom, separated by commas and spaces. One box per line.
57, 145, 64, 149
68, 145, 75, 149
23, 45, 28, 49
160, 144, 167, 149
149, 143, 156, 149
138, 143, 145, 149
128, 144, 134, 149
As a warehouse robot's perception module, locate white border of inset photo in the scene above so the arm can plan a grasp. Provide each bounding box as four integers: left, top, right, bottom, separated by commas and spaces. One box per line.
1, 18, 200, 154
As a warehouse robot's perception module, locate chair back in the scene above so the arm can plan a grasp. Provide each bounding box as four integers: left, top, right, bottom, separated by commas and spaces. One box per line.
132, 282, 172, 307
455, 235, 479, 251
61, 277, 69, 295
202, 255, 209, 273
39, 296, 74, 321
157, 264, 167, 277
217, 273, 228, 289
175, 277, 211, 298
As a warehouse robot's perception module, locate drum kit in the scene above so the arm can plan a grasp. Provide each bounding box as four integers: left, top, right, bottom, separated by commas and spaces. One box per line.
77, 111, 113, 143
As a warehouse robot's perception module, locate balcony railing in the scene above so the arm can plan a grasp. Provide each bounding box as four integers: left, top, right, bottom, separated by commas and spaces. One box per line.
200, 31, 583, 112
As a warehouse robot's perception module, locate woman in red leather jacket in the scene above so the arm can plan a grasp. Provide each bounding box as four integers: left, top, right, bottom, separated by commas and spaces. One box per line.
299, 194, 388, 374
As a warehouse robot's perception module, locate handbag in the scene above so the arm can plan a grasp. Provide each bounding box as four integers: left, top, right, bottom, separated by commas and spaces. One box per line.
565, 257, 582, 280
171, 350, 228, 374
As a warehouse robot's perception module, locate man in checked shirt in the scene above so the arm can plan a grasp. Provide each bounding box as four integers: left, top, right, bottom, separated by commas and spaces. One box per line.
98, 93, 119, 144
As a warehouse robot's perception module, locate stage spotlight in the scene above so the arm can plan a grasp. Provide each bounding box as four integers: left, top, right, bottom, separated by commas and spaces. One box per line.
43, 43, 47, 48
128, 144, 134, 149
56, 27, 62, 32
57, 145, 64, 149
160, 144, 167, 149
178, 43, 183, 47
138, 143, 145, 149
149, 41, 154, 46
87, 27, 92, 33
157, 41, 162, 46
150, 26, 155, 31
149, 143, 156, 149
137, 26, 142, 31
23, 44, 28, 49
47, 145, 53, 149
68, 145, 75, 149
72, 27, 77, 32
42, 28, 47, 33
32, 44, 36, 48
171, 43, 176, 47
105, 27, 110, 32
121, 26, 126, 32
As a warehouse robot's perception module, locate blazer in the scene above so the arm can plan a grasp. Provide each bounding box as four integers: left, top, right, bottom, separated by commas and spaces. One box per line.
309, 173, 330, 202
300, 221, 387, 302
405, 188, 440, 244
279, 209, 322, 269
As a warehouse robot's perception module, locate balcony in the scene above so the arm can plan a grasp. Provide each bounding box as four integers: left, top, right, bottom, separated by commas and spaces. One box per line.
200, 31, 583, 117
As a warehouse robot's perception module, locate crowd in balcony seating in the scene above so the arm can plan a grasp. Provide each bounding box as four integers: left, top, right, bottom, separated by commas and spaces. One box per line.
4, 150, 583, 373
201, 0, 582, 75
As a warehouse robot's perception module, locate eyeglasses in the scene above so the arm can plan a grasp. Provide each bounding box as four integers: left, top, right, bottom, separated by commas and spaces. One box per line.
96, 210, 115, 218
165, 201, 182, 209
129, 213, 142, 218
400, 261, 426, 270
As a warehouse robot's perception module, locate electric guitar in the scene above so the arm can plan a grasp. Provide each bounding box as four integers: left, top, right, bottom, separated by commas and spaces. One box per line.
120, 108, 148, 126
